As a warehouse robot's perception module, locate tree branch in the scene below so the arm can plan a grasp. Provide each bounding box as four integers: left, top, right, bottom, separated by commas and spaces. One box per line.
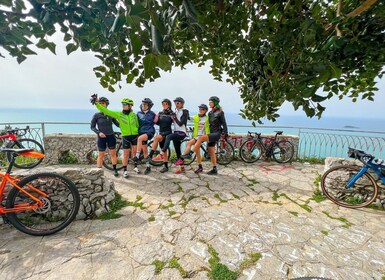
346, 0, 379, 18
0, 9, 29, 18
336, 0, 342, 37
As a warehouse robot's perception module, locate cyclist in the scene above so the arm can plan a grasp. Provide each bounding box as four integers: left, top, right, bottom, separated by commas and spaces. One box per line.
158, 97, 189, 173
133, 98, 156, 175
145, 99, 174, 172
175, 104, 210, 174
191, 96, 228, 175
91, 95, 139, 178
90, 97, 120, 177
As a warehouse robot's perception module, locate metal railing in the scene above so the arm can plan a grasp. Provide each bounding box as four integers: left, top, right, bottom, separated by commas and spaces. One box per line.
1, 121, 385, 160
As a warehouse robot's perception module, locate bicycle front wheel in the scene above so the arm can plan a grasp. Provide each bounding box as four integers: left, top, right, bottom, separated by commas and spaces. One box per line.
216, 140, 234, 165
7, 138, 45, 169
239, 140, 262, 163
103, 141, 124, 170
321, 165, 378, 208
272, 140, 294, 163
6, 172, 80, 236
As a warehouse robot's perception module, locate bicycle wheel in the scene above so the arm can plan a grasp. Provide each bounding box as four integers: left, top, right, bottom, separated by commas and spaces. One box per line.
149, 140, 171, 166
102, 141, 124, 170
321, 165, 378, 208
7, 138, 45, 169
239, 140, 262, 163
5, 172, 80, 236
216, 139, 234, 165
179, 139, 196, 165
272, 140, 294, 163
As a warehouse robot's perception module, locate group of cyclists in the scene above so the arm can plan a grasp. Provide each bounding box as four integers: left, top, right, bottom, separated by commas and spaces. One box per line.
90, 94, 228, 178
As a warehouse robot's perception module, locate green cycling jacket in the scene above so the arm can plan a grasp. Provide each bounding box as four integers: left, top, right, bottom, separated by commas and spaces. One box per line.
96, 103, 139, 136
192, 114, 210, 138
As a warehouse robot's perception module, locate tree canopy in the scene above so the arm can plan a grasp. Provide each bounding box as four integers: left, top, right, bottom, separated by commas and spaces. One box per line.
1, 0, 384, 122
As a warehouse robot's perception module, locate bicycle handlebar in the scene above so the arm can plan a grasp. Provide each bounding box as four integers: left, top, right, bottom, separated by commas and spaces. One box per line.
6, 126, 30, 137
347, 147, 374, 163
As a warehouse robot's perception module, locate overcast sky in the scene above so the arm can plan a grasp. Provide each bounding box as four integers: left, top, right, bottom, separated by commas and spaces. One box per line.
1, 40, 384, 118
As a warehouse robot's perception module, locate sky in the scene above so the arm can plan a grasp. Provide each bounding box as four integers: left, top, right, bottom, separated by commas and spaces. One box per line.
0, 38, 385, 119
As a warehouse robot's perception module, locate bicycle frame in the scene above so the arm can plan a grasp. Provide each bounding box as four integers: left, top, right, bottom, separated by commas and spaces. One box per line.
0, 150, 46, 214
347, 161, 385, 188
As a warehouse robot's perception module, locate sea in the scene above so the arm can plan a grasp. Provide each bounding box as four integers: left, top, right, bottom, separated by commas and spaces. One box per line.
0, 108, 384, 135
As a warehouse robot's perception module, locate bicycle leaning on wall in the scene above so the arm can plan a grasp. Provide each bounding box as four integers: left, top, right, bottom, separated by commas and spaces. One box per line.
239, 131, 294, 164
321, 147, 384, 209
0, 126, 44, 169
0, 147, 80, 236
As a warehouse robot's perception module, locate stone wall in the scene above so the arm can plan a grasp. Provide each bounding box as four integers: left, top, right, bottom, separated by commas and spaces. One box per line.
324, 157, 385, 208
44, 134, 96, 165
11, 167, 116, 220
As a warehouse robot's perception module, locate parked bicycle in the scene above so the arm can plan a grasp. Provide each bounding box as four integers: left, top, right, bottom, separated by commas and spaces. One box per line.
0, 126, 44, 169
183, 136, 235, 166
0, 147, 80, 236
239, 131, 294, 163
321, 147, 384, 209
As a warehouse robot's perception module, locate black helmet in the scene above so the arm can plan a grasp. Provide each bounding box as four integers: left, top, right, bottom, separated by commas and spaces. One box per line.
99, 97, 109, 106
198, 104, 208, 110
161, 98, 172, 109
173, 97, 185, 104
209, 96, 220, 103
142, 98, 154, 108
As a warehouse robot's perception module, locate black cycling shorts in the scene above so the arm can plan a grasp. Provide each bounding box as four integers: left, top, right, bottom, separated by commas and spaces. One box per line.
140, 132, 154, 144
122, 135, 138, 149
97, 134, 117, 151
208, 132, 221, 147
159, 132, 171, 149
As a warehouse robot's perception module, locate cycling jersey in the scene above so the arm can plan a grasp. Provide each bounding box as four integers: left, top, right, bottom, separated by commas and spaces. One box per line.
96, 103, 139, 136
208, 109, 228, 135
156, 109, 173, 136
137, 109, 156, 135
90, 112, 119, 135
192, 114, 209, 138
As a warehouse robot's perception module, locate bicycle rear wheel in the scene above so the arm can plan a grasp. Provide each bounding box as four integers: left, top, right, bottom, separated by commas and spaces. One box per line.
321, 165, 378, 208
7, 139, 45, 169
239, 140, 262, 163
216, 139, 234, 165
6, 172, 80, 236
272, 140, 294, 163
102, 141, 124, 170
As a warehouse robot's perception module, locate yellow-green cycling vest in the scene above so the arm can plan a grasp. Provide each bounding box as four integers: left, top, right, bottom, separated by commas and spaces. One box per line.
192, 114, 210, 138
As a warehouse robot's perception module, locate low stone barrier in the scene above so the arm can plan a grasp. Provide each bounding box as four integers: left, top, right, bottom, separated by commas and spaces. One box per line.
324, 157, 385, 208
11, 167, 116, 220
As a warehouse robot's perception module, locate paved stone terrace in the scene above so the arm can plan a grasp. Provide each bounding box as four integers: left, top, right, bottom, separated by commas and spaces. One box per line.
1, 161, 385, 280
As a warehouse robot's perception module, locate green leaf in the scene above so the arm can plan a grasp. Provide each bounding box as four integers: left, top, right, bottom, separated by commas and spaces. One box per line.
47, 42, 56, 54
63, 33, 72, 42
143, 53, 157, 78
17, 55, 27, 64
156, 55, 172, 71
130, 33, 142, 56
0, 0, 13, 7
36, 38, 49, 49
21, 46, 37, 55
66, 43, 78, 55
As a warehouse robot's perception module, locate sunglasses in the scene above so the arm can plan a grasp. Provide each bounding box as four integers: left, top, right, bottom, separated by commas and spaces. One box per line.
174, 102, 181, 104
122, 103, 131, 106
199, 108, 206, 111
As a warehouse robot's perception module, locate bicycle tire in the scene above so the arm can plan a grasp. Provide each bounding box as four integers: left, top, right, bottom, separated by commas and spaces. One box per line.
272, 140, 294, 163
321, 165, 378, 208
149, 140, 171, 166
5, 172, 80, 236
7, 138, 45, 169
102, 141, 125, 170
216, 139, 235, 165
239, 140, 262, 163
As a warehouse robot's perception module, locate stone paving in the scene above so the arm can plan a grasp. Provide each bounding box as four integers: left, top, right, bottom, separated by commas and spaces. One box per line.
1, 161, 385, 280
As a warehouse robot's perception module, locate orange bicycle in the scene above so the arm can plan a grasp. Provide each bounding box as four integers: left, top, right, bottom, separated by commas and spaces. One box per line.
1, 148, 80, 236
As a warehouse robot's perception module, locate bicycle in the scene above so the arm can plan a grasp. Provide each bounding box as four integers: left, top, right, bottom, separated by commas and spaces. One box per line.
0, 126, 45, 169
239, 131, 294, 164
321, 147, 384, 209
0, 147, 80, 236
183, 137, 235, 166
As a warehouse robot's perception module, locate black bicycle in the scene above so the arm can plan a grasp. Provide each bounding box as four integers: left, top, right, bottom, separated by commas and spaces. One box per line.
239, 131, 294, 163
184, 137, 235, 166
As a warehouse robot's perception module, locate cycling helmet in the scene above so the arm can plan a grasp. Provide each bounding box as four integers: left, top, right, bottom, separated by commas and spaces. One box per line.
161, 98, 172, 109
98, 97, 109, 106
209, 96, 220, 103
142, 98, 154, 108
173, 97, 185, 104
121, 98, 134, 105
198, 104, 208, 110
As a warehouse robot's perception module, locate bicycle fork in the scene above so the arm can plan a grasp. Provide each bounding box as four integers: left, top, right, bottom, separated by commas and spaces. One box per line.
346, 166, 369, 189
